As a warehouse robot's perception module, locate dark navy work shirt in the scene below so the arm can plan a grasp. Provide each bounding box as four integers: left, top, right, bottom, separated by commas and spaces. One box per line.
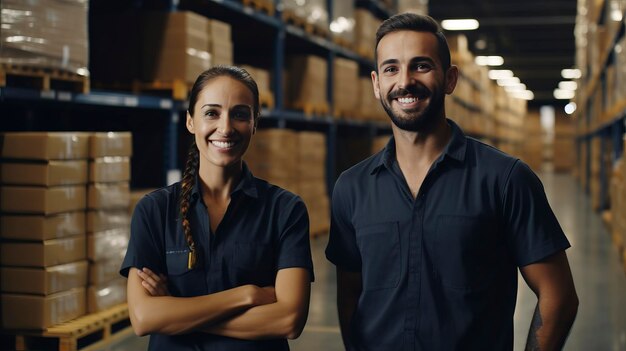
121, 164, 314, 351
326, 119, 570, 351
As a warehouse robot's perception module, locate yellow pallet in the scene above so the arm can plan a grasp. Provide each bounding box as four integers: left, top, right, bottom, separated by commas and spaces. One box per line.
1, 304, 132, 351
0, 64, 90, 94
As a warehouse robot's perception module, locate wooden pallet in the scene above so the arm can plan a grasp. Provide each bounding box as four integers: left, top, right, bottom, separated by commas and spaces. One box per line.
1, 304, 132, 351
0, 64, 90, 94
132, 79, 190, 100
282, 9, 307, 29
291, 100, 330, 117
333, 36, 355, 51
242, 0, 275, 16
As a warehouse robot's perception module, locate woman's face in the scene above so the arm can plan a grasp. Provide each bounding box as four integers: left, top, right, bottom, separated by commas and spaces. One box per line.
186, 76, 256, 169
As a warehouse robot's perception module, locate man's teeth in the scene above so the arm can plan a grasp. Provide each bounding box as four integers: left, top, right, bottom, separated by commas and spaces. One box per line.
398, 97, 417, 104
211, 140, 236, 148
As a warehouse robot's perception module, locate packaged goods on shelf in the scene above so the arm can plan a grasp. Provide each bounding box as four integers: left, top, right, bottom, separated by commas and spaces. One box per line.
239, 65, 274, 108
357, 77, 387, 121
245, 129, 298, 193
89, 157, 131, 183
0, 0, 88, 73
397, 0, 429, 14
284, 55, 328, 112
0, 212, 85, 241
87, 183, 131, 211
0, 235, 86, 267
553, 116, 576, 172
1, 287, 86, 329
87, 278, 126, 313
86, 210, 130, 234
0, 260, 88, 295
354, 9, 379, 59
522, 111, 544, 172
142, 11, 211, 84
333, 58, 359, 118
0, 132, 89, 160
282, 0, 329, 29
331, 0, 356, 45
208, 19, 233, 66
87, 229, 130, 262
297, 132, 326, 181
0, 185, 86, 215
89, 132, 133, 158
0, 160, 88, 187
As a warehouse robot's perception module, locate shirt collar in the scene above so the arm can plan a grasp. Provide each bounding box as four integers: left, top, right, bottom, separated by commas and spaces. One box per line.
369, 118, 467, 175
190, 162, 259, 202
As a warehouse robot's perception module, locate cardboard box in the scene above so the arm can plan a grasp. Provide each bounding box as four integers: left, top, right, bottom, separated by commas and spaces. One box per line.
1, 160, 88, 186
87, 229, 130, 261
89, 132, 133, 158
88, 182, 130, 210
0, 132, 89, 160
0, 211, 85, 240
89, 157, 131, 183
208, 19, 232, 42
1, 260, 88, 295
0, 185, 86, 214
1, 287, 86, 329
89, 253, 124, 285
87, 278, 126, 313
0, 235, 86, 267
86, 210, 130, 234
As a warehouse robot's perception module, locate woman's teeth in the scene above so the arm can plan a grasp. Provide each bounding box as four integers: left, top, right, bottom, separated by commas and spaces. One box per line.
211, 140, 236, 148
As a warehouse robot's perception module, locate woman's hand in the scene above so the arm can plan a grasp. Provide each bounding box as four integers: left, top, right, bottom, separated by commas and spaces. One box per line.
137, 267, 171, 296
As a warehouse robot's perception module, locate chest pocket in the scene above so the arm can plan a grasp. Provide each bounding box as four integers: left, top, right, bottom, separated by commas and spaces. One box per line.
435, 215, 498, 291
232, 242, 275, 287
356, 221, 401, 291
165, 247, 207, 297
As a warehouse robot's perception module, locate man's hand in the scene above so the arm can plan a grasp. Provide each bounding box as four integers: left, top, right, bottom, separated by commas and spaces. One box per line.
137, 267, 171, 296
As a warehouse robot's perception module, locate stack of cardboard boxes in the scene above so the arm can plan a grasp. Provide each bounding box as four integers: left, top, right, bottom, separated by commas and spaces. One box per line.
333, 58, 360, 118
240, 65, 274, 109
354, 9, 380, 59
285, 55, 328, 114
553, 115, 576, 173
208, 19, 233, 67
522, 111, 544, 173
296, 132, 330, 235
0, 133, 90, 329
357, 77, 388, 122
245, 129, 299, 194
86, 133, 132, 313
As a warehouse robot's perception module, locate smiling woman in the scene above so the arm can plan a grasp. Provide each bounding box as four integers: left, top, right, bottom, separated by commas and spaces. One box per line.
120, 66, 314, 351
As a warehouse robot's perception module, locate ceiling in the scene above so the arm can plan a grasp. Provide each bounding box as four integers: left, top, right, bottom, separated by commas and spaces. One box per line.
429, 0, 577, 107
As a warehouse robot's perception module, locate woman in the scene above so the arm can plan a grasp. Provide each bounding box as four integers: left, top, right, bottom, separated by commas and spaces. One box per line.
120, 66, 314, 350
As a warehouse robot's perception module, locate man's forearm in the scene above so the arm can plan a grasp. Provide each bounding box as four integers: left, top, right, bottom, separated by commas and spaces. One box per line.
525, 297, 578, 351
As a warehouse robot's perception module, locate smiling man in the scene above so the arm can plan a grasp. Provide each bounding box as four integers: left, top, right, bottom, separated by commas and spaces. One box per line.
325, 13, 578, 351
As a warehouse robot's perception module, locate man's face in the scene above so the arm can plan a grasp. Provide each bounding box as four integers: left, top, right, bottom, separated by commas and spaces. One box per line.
371, 30, 456, 132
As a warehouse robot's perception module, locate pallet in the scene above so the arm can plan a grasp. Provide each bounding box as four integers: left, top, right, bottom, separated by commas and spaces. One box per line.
333, 36, 355, 51
242, 0, 275, 16
1, 304, 132, 351
291, 100, 330, 117
132, 79, 190, 100
259, 90, 275, 109
0, 64, 90, 94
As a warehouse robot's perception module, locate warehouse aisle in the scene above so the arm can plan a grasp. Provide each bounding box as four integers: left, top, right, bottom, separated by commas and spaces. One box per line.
102, 172, 626, 351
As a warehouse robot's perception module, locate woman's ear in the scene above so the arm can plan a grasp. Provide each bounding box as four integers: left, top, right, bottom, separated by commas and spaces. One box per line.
186, 112, 194, 134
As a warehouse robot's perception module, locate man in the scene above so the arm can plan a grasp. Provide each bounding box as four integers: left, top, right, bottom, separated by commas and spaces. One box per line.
325, 13, 578, 351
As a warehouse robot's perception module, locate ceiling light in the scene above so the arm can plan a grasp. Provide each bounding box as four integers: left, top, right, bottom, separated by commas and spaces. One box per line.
475, 56, 504, 66
488, 70, 514, 80
558, 81, 578, 91
497, 77, 520, 86
441, 19, 479, 31
561, 69, 582, 79
564, 102, 577, 115
509, 90, 534, 100
504, 84, 527, 92
554, 89, 575, 99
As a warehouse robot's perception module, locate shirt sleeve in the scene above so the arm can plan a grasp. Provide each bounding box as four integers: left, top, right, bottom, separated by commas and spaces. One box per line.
276, 193, 315, 282
325, 173, 361, 271
119, 194, 166, 277
502, 160, 571, 267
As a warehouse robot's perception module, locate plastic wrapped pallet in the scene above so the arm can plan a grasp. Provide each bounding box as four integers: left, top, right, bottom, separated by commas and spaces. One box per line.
331, 0, 355, 46
0, 0, 89, 73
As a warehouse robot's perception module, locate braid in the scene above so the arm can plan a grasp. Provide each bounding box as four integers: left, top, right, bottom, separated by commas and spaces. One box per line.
180, 141, 199, 268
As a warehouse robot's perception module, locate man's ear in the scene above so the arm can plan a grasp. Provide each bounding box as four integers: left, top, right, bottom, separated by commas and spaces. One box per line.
371, 71, 381, 100
186, 112, 194, 134
444, 65, 459, 95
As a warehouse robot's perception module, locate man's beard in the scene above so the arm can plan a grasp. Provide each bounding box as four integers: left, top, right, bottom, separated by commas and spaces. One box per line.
380, 84, 445, 132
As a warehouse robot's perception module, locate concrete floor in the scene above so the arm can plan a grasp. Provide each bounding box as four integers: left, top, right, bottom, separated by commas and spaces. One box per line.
102, 172, 626, 350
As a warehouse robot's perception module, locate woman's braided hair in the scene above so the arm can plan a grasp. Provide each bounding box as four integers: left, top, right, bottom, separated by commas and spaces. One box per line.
180, 65, 260, 268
